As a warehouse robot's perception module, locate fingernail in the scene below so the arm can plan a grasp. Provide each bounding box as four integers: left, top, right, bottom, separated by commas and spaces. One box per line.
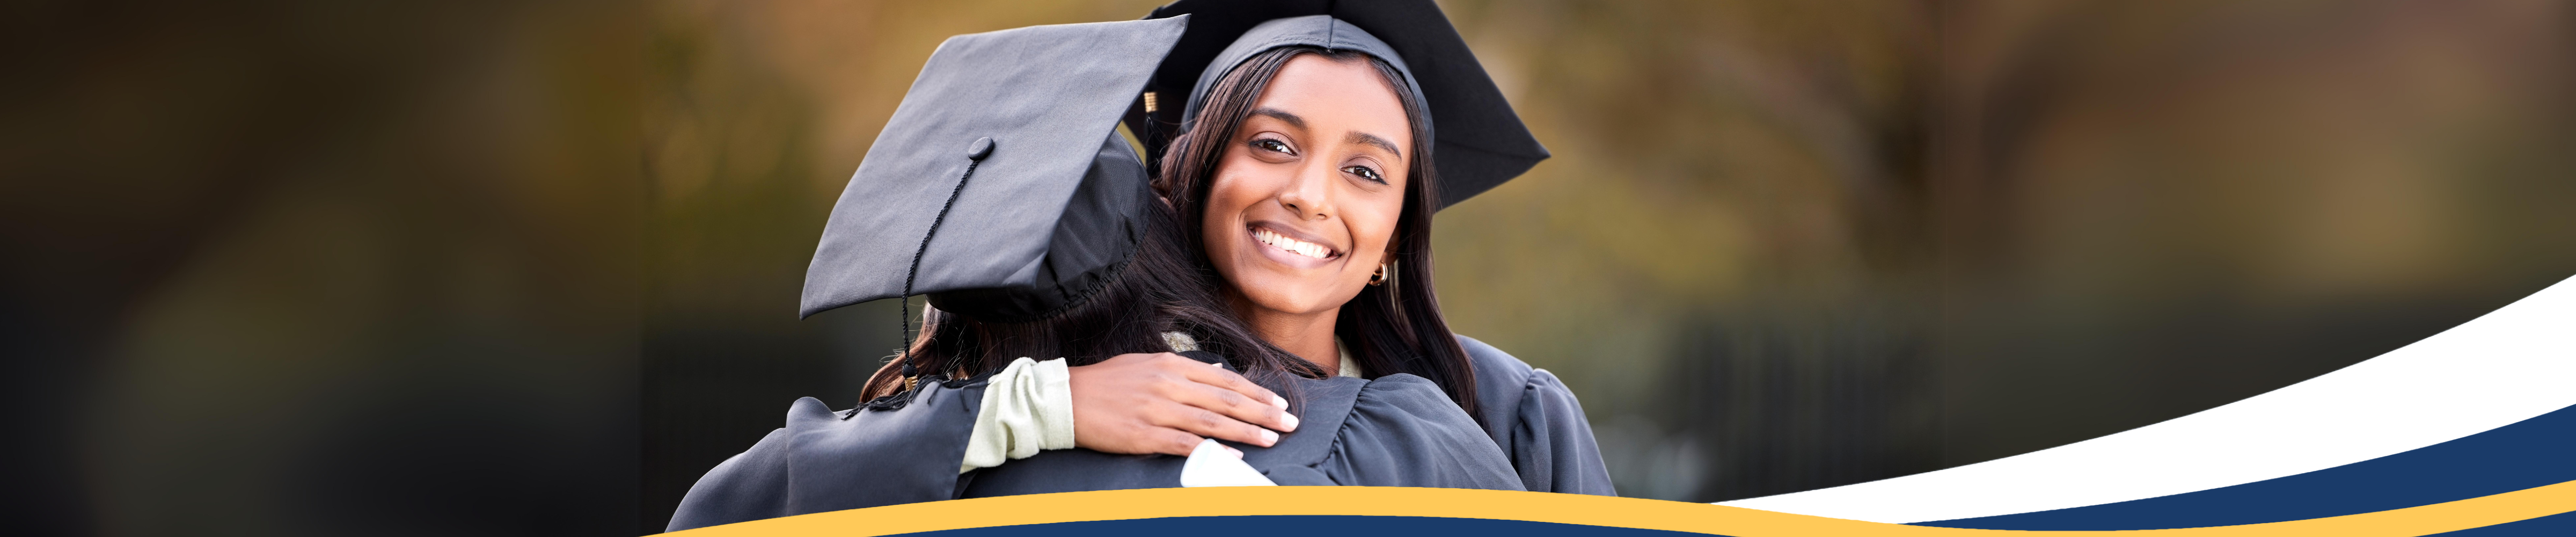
1260, 430, 1279, 446
1271, 395, 1288, 409
1224, 446, 1244, 459
1278, 412, 1300, 431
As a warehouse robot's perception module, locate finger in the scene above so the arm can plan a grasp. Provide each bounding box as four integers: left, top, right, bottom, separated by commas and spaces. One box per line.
1148, 402, 1279, 447
1170, 355, 1285, 409
1168, 380, 1299, 433
1145, 427, 1205, 457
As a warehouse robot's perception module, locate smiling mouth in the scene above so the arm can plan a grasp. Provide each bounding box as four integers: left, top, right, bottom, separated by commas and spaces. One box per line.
1251, 226, 1340, 260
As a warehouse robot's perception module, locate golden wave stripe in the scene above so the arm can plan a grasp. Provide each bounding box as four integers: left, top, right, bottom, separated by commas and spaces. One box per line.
665, 478, 2576, 536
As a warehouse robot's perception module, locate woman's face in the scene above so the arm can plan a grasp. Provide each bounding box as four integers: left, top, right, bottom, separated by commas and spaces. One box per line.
1202, 54, 1413, 318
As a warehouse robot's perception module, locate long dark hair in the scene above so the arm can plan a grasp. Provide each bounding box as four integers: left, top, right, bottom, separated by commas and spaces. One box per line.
858, 192, 1324, 401
1153, 46, 1481, 422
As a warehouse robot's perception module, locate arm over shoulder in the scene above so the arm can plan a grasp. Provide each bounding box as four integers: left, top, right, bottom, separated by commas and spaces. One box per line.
1455, 335, 1618, 496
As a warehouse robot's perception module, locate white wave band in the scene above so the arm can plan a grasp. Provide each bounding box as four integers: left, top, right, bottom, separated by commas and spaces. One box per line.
1717, 274, 2576, 524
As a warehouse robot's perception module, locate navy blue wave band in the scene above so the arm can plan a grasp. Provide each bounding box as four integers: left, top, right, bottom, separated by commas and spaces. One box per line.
1918, 403, 2576, 531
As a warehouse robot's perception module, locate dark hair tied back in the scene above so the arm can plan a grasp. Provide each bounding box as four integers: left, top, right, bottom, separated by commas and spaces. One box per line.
860, 193, 1322, 404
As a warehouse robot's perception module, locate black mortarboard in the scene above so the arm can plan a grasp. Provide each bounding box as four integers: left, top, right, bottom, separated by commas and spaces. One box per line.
800, 17, 1189, 321
1129, 0, 1548, 209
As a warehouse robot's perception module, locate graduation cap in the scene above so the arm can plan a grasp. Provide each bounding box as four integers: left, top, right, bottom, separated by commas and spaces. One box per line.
799, 16, 1190, 324
1128, 0, 1548, 209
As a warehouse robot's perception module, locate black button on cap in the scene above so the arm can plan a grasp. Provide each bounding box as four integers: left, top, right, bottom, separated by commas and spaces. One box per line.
966, 137, 994, 161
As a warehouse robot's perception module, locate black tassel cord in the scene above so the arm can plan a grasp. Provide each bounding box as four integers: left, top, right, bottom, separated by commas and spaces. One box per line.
852, 136, 993, 418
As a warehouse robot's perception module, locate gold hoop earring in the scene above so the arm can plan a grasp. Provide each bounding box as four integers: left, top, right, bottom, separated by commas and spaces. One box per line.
1367, 263, 1388, 286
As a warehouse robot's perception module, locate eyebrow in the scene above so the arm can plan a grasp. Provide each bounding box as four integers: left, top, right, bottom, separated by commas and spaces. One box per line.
1344, 132, 1402, 159
1249, 106, 1401, 158
1250, 107, 1306, 130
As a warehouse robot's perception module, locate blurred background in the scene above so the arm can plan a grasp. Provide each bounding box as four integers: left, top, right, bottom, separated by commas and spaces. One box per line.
5, 1, 2571, 535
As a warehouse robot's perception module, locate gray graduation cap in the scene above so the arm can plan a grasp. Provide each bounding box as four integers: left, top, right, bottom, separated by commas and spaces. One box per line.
800, 16, 1189, 322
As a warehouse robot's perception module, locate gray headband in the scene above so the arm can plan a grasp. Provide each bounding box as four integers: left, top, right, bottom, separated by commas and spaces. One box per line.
1179, 16, 1432, 141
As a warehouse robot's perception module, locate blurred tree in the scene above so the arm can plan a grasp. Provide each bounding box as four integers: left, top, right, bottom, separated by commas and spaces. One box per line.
1437, 0, 2575, 501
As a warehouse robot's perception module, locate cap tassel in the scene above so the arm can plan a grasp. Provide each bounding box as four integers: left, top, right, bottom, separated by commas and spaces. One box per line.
1139, 91, 1163, 172
851, 136, 996, 419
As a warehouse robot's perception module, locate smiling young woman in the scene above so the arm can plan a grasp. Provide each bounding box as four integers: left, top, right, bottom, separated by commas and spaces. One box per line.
1126, 30, 1612, 494
1200, 52, 1418, 376
1161, 45, 1474, 411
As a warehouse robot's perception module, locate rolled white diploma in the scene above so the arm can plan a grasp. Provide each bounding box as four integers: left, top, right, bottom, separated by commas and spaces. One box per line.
1179, 438, 1277, 487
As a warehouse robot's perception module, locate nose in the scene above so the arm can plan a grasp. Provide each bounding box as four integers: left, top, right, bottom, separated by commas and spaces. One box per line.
1276, 162, 1335, 221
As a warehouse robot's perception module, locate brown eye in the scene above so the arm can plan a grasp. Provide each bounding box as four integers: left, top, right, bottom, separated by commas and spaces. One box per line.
1343, 165, 1386, 184
1251, 139, 1293, 155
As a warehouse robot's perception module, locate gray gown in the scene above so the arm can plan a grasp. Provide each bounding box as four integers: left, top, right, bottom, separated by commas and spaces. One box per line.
1455, 335, 1618, 496
664, 335, 1609, 532
666, 372, 1520, 532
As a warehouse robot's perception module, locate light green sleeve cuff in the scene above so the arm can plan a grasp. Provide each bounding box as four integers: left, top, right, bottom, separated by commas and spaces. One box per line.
960, 357, 1078, 473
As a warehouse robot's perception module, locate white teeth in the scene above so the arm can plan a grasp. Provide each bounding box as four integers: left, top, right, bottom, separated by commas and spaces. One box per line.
1253, 228, 1331, 260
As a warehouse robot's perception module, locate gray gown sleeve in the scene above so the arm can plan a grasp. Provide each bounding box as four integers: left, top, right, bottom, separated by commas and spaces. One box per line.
665, 381, 985, 532
1307, 374, 1526, 491
1458, 335, 1618, 495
